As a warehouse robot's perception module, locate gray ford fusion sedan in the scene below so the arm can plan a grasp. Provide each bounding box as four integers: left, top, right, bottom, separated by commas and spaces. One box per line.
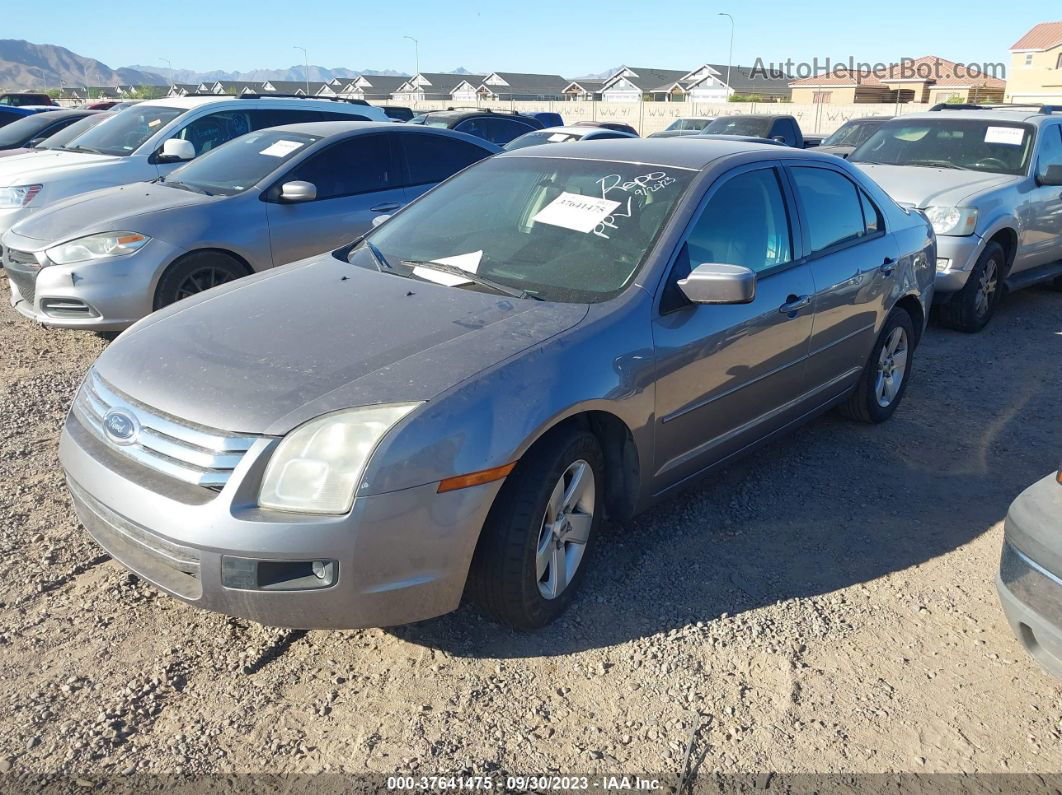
60, 138, 935, 630
3, 122, 497, 331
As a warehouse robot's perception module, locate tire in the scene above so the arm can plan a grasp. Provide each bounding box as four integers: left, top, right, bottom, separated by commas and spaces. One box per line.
153, 251, 248, 311
838, 307, 916, 424
939, 241, 1004, 333
467, 428, 604, 629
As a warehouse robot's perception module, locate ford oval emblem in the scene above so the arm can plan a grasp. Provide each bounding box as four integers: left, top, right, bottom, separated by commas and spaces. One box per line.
103, 409, 139, 446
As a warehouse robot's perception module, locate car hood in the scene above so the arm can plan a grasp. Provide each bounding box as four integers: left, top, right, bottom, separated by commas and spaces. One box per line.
0, 146, 34, 160
10, 181, 211, 244
852, 163, 1021, 207
0, 149, 124, 186
95, 255, 590, 436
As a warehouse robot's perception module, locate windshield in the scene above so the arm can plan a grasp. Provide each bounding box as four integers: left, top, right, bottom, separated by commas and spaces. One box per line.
40, 113, 111, 150
164, 130, 320, 196
667, 118, 712, 132
704, 117, 770, 138
822, 120, 883, 147
504, 131, 580, 151
355, 156, 695, 303
0, 112, 61, 147
64, 105, 185, 156
849, 119, 1034, 175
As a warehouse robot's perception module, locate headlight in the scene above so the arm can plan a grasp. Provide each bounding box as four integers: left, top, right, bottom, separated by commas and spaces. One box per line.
45, 232, 150, 265
258, 404, 420, 514
923, 206, 978, 236
0, 184, 42, 209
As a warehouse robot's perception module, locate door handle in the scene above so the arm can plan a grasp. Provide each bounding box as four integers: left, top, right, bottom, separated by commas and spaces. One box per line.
880, 256, 897, 275
778, 294, 811, 315
370, 202, 402, 213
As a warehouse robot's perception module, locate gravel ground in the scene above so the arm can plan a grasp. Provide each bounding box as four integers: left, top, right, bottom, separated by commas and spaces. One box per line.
0, 273, 1060, 788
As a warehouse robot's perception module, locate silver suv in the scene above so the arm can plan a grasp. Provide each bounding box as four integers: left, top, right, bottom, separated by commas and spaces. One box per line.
850, 105, 1062, 331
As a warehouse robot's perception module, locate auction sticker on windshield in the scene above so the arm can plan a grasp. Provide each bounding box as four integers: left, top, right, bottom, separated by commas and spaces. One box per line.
260, 140, 306, 157
533, 192, 621, 233
984, 126, 1025, 146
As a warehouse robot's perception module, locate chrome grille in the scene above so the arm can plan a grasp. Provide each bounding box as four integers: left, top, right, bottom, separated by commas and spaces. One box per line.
72, 369, 260, 489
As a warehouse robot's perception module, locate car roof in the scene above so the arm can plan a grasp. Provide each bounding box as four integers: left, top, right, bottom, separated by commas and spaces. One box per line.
532, 126, 608, 136
894, 109, 1050, 124
423, 109, 531, 121
498, 136, 834, 169
262, 120, 500, 146
133, 95, 374, 112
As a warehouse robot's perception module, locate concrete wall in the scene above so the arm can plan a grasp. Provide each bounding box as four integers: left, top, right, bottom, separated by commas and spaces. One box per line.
382, 99, 933, 136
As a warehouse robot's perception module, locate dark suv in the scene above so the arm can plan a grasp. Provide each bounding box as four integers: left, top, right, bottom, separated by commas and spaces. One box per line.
415, 108, 543, 145
0, 92, 56, 107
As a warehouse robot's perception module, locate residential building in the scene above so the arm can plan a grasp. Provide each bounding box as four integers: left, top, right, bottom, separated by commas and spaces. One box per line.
474, 72, 569, 100
789, 55, 1006, 104
562, 79, 606, 101
340, 75, 410, 101
392, 73, 485, 102
598, 64, 791, 102
1006, 21, 1062, 103
599, 67, 691, 101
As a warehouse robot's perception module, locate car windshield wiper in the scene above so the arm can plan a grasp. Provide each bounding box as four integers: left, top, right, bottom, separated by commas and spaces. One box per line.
363, 240, 398, 273
63, 145, 103, 154
402, 259, 540, 300
161, 178, 212, 196
907, 160, 969, 170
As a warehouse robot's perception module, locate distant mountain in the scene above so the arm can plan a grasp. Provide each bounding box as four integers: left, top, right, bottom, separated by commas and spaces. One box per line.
578, 67, 623, 80
0, 39, 166, 89
129, 65, 409, 85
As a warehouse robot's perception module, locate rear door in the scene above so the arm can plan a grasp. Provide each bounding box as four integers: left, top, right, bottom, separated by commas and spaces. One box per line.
785, 164, 899, 391
396, 132, 494, 202
264, 133, 404, 265
651, 163, 815, 492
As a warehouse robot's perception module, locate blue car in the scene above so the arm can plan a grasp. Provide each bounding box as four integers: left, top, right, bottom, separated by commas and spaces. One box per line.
528, 111, 564, 128
0, 105, 55, 128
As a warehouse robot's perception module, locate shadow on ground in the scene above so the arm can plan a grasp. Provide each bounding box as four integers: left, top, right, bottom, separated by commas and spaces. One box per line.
391, 289, 1062, 657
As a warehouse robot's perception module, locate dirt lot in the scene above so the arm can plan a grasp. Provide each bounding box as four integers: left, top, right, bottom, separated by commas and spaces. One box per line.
0, 272, 1060, 788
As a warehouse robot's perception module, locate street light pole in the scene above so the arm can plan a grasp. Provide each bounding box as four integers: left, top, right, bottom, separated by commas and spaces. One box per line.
403, 36, 420, 78
717, 12, 734, 102
159, 58, 173, 92
293, 46, 309, 95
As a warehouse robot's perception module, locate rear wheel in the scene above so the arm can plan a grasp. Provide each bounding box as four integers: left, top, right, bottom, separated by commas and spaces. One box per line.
838, 307, 915, 424
939, 241, 1004, 333
468, 428, 603, 629
154, 251, 248, 310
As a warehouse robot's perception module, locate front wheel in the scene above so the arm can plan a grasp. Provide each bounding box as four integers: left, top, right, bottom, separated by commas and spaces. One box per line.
154, 251, 248, 311
467, 428, 604, 629
939, 241, 1004, 333
838, 307, 915, 424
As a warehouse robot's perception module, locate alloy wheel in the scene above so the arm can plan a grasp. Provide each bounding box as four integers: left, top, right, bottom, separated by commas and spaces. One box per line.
175, 267, 237, 301
975, 258, 999, 318
535, 460, 595, 600
874, 326, 909, 408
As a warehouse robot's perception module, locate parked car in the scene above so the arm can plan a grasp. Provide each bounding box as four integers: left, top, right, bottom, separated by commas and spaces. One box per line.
816, 117, 892, 158
504, 125, 637, 151
570, 120, 639, 136
83, 101, 133, 111
0, 92, 56, 107
3, 123, 498, 331
414, 108, 544, 145
849, 106, 1062, 331
528, 111, 564, 128
0, 109, 102, 152
379, 106, 414, 122
649, 117, 716, 138
59, 138, 933, 631
0, 95, 389, 245
997, 465, 1062, 678
703, 115, 817, 148
0, 105, 53, 129
0, 111, 114, 162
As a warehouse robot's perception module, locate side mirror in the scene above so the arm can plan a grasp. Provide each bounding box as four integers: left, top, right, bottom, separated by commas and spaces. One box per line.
1038, 163, 1062, 187
371, 214, 391, 227
279, 181, 317, 202
678, 263, 756, 305
771, 135, 787, 144
27, 137, 48, 148
159, 138, 196, 162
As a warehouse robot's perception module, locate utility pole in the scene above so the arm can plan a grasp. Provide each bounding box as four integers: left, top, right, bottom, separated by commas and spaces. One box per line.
718, 13, 734, 102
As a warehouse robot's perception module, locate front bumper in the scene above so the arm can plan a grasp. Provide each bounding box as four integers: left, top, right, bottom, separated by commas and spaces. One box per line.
60, 410, 503, 629
996, 474, 1062, 679
3, 229, 181, 331
934, 233, 985, 294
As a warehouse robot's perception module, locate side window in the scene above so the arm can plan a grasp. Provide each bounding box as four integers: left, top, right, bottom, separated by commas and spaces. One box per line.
1038, 124, 1062, 168
284, 134, 396, 200
590, 132, 626, 140
453, 119, 484, 139
859, 189, 884, 234
174, 111, 253, 155
477, 117, 536, 145
249, 109, 323, 129
686, 168, 793, 274
790, 166, 868, 253
399, 134, 490, 186
318, 110, 370, 122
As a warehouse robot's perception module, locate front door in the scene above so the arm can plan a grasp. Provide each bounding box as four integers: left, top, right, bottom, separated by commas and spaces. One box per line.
651, 164, 814, 493
265, 133, 405, 265
1019, 122, 1062, 271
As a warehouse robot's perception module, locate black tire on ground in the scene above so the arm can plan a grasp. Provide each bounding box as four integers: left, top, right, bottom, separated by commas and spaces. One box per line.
938, 241, 1005, 333
153, 251, 249, 310
467, 427, 604, 630
838, 307, 916, 424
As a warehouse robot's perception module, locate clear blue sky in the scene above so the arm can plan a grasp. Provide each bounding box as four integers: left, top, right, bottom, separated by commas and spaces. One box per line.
6, 0, 1058, 77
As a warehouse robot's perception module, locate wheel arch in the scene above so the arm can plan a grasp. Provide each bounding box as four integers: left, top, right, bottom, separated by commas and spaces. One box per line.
152, 247, 255, 309
894, 293, 926, 347
984, 227, 1018, 277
